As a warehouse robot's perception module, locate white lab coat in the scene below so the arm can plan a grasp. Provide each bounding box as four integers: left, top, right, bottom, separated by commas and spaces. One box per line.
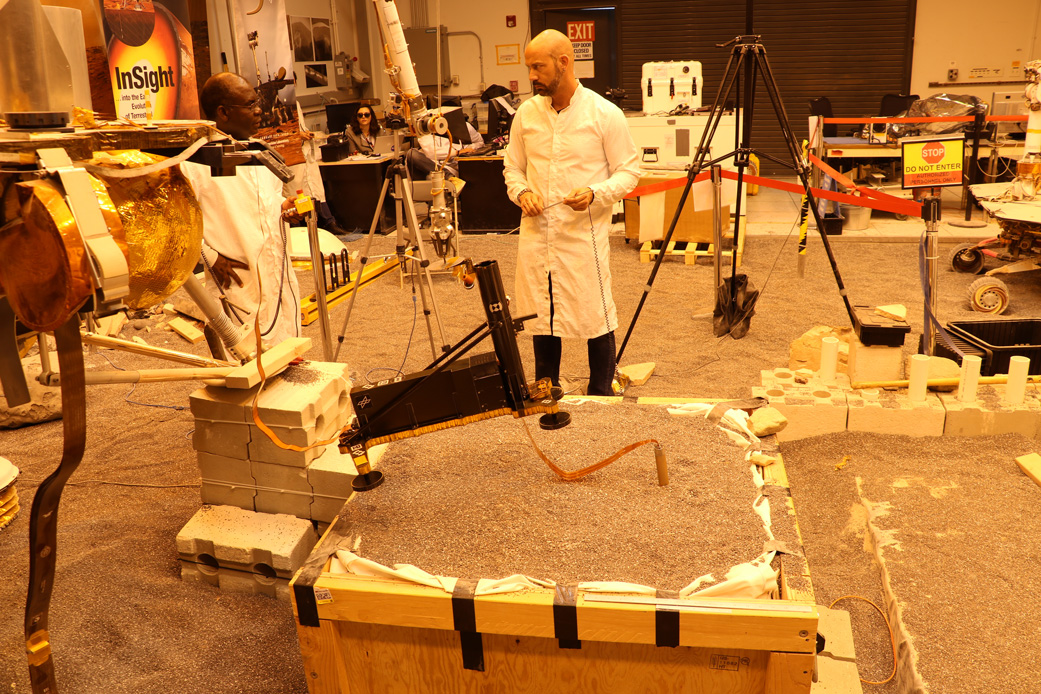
181, 161, 301, 346
503, 83, 640, 339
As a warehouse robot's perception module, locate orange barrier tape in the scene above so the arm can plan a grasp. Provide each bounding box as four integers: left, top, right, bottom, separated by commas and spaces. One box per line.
624, 168, 922, 218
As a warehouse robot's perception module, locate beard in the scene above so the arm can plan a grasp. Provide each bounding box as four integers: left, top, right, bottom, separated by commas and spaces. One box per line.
532, 64, 563, 96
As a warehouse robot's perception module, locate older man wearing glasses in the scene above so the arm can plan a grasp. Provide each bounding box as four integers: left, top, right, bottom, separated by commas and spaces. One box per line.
180, 72, 302, 347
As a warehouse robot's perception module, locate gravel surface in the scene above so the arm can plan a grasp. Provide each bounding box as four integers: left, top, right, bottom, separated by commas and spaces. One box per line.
344, 401, 761, 591
782, 431, 1041, 694
4, 229, 1041, 692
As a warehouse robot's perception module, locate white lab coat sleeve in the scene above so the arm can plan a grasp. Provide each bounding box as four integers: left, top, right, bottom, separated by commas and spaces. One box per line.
588, 106, 640, 207
467, 123, 484, 146
502, 111, 529, 204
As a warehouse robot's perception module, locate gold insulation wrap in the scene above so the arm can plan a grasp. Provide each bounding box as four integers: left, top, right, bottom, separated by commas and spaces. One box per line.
89, 150, 204, 309
0, 178, 95, 331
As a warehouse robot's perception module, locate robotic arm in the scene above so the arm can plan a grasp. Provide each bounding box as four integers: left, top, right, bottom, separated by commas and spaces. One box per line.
339, 259, 568, 491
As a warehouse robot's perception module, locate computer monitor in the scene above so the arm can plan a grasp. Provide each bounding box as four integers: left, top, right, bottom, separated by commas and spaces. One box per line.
486, 97, 515, 140
433, 106, 472, 144
325, 102, 361, 134
991, 91, 1027, 138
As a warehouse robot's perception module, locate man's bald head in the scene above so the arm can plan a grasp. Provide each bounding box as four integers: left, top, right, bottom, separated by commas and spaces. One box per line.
528, 29, 574, 66
525, 29, 577, 105
200, 72, 261, 140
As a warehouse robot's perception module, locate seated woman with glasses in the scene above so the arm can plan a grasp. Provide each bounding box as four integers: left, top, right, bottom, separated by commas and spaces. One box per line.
344, 106, 381, 155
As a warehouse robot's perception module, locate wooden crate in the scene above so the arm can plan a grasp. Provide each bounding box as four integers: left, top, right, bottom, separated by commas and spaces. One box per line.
291, 400, 820, 694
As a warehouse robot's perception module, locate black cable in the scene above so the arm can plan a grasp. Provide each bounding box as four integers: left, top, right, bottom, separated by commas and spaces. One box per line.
397, 272, 419, 376
589, 206, 612, 335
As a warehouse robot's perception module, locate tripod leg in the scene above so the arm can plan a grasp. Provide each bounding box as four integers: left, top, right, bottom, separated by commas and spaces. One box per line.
751, 49, 858, 325
692, 45, 743, 173
332, 174, 393, 362
617, 44, 747, 362
411, 260, 439, 360
399, 177, 451, 353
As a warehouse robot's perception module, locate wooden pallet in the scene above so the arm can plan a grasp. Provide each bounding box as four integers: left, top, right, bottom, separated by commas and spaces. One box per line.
638, 219, 746, 266
639, 239, 744, 266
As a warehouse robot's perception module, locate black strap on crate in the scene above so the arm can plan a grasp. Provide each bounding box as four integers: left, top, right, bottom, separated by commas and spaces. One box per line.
293, 515, 353, 627
655, 589, 681, 648
553, 584, 581, 649
452, 579, 485, 671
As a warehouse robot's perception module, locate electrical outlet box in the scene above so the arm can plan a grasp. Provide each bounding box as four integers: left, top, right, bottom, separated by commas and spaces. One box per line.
948, 68, 958, 81
506, 15, 516, 27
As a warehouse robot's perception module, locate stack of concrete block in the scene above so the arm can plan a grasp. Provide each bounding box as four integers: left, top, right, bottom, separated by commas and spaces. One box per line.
755, 368, 848, 442
846, 388, 946, 437
177, 504, 317, 600
189, 361, 358, 523
938, 384, 1041, 437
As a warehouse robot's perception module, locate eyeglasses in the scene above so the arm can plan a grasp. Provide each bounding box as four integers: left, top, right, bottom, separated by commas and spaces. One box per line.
357, 113, 372, 118
229, 98, 260, 110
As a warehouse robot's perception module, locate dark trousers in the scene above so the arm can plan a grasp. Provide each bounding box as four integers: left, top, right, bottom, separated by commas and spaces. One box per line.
531, 274, 616, 396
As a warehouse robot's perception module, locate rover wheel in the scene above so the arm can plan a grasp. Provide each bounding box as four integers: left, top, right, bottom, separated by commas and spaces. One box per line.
968, 276, 1010, 314
949, 243, 985, 274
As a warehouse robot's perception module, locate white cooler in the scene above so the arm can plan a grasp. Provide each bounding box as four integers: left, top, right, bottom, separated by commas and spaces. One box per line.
642, 61, 703, 114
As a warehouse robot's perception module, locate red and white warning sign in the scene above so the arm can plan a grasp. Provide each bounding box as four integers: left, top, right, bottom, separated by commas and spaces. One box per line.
567, 21, 594, 61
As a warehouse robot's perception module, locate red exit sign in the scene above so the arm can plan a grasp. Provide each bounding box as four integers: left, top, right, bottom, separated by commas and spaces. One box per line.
567, 21, 595, 41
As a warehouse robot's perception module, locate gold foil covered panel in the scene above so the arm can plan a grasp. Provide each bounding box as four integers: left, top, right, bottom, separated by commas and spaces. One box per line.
0, 180, 93, 331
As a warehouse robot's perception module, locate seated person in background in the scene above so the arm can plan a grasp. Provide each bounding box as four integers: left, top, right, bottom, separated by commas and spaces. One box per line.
344, 105, 381, 155
181, 72, 302, 346
407, 118, 484, 178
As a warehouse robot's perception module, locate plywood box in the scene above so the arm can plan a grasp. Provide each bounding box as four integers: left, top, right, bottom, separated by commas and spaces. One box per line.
625, 174, 731, 244
289, 402, 822, 694
292, 527, 818, 694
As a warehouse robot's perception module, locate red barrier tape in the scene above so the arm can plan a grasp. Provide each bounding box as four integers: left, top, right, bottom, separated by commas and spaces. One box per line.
822, 114, 1027, 124
625, 168, 923, 218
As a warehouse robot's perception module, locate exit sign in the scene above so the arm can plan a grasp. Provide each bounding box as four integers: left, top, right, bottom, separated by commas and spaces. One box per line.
567, 21, 595, 41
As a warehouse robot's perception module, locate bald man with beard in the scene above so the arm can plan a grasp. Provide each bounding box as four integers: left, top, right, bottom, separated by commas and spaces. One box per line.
503, 30, 640, 396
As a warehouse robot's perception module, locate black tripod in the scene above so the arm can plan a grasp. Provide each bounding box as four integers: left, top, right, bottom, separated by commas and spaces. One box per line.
618, 35, 898, 363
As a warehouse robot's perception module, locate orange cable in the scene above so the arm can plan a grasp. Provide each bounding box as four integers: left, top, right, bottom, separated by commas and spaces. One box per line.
520, 418, 659, 481
828, 594, 898, 685
249, 228, 340, 453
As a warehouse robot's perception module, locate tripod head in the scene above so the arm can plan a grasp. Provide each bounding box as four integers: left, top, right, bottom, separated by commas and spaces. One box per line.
716, 34, 762, 48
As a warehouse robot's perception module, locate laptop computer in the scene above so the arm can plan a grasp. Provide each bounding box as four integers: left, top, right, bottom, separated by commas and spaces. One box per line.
372, 134, 399, 155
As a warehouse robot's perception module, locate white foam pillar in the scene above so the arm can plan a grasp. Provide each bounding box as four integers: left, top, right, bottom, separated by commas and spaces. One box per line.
909, 354, 930, 402
1006, 356, 1030, 405
958, 355, 982, 403
820, 337, 839, 383
1026, 104, 1041, 156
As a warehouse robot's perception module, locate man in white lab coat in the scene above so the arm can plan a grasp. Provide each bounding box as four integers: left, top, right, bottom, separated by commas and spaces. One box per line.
503, 30, 639, 395
181, 72, 302, 346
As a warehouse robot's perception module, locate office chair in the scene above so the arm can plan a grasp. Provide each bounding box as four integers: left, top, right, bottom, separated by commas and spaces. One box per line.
809, 96, 837, 137
878, 94, 919, 117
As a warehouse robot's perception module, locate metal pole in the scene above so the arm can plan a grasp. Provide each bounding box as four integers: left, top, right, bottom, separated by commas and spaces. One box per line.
399, 172, 451, 353
923, 196, 941, 355
306, 204, 334, 361
711, 165, 723, 291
